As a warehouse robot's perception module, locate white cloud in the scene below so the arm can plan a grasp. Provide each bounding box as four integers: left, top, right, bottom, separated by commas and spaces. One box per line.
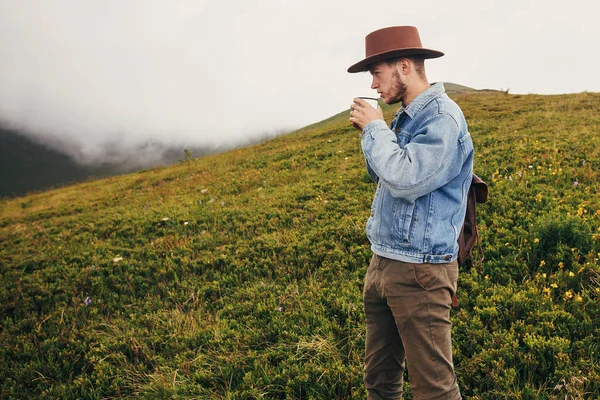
0, 0, 598, 164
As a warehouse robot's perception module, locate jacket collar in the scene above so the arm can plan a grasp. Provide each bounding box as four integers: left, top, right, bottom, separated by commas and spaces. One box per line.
397, 82, 446, 119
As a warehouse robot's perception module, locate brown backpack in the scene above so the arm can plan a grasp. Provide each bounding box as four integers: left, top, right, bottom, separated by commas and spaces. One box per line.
453, 174, 488, 307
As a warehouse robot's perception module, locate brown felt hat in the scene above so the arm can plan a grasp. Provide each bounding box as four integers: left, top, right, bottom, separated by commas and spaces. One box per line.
347, 26, 444, 73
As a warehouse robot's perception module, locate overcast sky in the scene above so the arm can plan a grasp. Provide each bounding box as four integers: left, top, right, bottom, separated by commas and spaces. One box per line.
0, 0, 598, 164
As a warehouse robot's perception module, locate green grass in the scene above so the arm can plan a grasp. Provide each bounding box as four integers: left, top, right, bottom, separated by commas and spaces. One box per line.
1, 90, 600, 399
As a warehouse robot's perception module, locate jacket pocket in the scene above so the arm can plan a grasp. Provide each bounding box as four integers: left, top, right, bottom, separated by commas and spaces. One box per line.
399, 202, 416, 243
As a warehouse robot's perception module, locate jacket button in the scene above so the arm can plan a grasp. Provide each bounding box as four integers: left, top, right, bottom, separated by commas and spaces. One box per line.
370, 212, 374, 217
444, 255, 451, 261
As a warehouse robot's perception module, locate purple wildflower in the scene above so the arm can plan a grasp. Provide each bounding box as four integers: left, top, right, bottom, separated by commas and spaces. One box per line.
84, 296, 92, 306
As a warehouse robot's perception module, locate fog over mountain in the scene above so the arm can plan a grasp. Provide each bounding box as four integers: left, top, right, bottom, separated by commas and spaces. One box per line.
1, 0, 598, 167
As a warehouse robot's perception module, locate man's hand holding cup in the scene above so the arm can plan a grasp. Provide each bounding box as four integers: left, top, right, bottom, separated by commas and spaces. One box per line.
349, 97, 383, 131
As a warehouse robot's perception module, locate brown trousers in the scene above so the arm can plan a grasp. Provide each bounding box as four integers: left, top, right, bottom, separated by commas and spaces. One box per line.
363, 254, 461, 400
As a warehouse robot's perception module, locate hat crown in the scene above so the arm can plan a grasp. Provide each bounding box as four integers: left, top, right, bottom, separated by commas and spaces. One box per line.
365, 26, 422, 58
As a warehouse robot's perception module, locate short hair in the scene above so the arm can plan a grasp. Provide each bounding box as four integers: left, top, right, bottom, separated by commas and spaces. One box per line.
386, 56, 426, 79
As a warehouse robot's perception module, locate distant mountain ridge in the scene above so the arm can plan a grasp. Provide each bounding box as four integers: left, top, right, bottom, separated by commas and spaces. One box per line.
444, 82, 476, 93
0, 126, 117, 198
0, 126, 221, 198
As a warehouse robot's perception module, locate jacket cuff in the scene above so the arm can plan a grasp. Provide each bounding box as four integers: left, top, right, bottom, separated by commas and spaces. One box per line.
361, 119, 390, 139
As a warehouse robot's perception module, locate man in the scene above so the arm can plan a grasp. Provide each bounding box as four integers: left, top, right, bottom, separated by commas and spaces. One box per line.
348, 26, 473, 399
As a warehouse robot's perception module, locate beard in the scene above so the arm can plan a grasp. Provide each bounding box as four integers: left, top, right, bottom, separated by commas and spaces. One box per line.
386, 69, 408, 105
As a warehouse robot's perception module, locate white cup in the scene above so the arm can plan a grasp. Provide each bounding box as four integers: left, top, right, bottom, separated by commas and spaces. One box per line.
358, 96, 379, 110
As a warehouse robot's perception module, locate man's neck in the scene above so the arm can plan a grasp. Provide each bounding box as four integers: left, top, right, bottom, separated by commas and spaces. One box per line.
402, 80, 431, 106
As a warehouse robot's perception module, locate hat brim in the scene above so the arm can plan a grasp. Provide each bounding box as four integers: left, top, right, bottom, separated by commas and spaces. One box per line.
347, 48, 444, 73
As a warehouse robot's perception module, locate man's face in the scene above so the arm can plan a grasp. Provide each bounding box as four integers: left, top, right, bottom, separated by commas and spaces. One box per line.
369, 61, 407, 105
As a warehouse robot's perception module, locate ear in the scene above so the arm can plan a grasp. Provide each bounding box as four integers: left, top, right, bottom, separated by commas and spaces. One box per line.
397, 58, 411, 76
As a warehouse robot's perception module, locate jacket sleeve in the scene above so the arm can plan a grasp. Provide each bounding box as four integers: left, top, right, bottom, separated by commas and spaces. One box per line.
361, 114, 463, 202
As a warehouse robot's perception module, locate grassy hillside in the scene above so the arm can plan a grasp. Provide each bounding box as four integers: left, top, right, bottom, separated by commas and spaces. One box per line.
1, 90, 600, 399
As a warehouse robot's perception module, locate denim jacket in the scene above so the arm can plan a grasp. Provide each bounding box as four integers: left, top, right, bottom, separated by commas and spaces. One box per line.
361, 82, 474, 263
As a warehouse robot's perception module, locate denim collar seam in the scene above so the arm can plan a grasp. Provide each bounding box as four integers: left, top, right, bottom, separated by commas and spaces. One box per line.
404, 83, 445, 118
